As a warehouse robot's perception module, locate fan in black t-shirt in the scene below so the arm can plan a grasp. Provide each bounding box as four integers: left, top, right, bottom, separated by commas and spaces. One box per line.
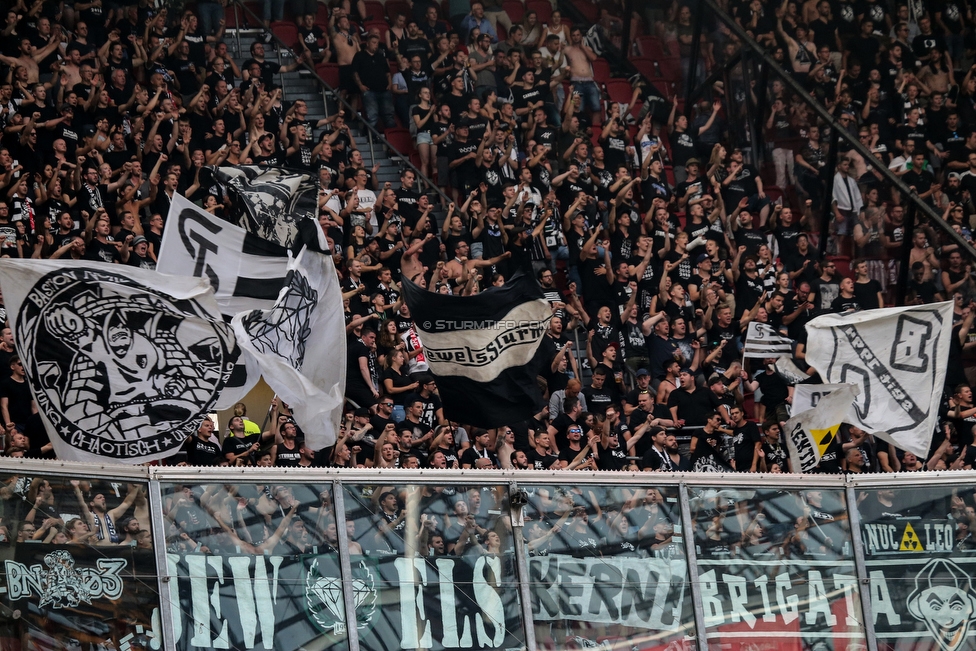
183, 420, 221, 466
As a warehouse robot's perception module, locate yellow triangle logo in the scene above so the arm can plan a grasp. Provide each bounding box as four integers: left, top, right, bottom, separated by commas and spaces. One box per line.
900, 522, 924, 552
810, 424, 840, 457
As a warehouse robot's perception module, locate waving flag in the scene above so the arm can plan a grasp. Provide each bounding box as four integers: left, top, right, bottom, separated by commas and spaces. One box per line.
0, 259, 250, 463
805, 302, 952, 458
400, 273, 551, 427
742, 322, 794, 359
232, 248, 346, 450
784, 384, 858, 473
205, 165, 326, 252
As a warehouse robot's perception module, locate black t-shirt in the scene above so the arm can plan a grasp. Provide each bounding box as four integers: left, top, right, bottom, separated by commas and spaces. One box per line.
184, 436, 222, 466
597, 439, 629, 471
642, 445, 678, 471
731, 420, 761, 471
275, 441, 303, 466
242, 57, 283, 88
84, 238, 122, 264
381, 367, 414, 405
667, 387, 720, 426
346, 339, 376, 391
831, 295, 861, 313
222, 433, 262, 464
755, 370, 790, 407
460, 446, 499, 468
853, 279, 882, 310
526, 447, 560, 470
1, 376, 32, 425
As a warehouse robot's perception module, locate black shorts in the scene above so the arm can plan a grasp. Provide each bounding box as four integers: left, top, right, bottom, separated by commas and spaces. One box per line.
339, 65, 357, 94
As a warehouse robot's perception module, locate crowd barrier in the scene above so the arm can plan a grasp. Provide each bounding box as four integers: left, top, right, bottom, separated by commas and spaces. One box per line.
1, 459, 974, 651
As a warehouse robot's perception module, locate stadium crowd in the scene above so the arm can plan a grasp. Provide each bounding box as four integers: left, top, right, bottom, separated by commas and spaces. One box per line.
0, 0, 971, 482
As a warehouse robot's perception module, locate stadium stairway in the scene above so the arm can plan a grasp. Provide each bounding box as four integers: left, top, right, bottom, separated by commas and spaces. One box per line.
222, 26, 447, 225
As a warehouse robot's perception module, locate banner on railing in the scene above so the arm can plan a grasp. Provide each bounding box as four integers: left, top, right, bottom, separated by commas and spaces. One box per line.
169, 551, 525, 651
528, 554, 689, 631
694, 558, 865, 649
1, 544, 161, 651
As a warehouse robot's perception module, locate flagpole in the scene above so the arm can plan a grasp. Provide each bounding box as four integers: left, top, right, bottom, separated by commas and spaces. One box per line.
261, 394, 278, 431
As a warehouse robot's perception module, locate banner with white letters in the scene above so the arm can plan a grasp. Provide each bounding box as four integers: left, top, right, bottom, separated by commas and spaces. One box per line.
805, 302, 953, 458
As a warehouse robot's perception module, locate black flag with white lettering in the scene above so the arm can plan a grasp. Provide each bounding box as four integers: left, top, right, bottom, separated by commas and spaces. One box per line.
400, 274, 551, 427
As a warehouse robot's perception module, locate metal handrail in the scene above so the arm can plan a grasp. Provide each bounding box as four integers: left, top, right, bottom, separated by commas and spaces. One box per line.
228, 0, 454, 209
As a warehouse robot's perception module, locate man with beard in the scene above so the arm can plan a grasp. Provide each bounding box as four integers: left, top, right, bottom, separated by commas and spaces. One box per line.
641, 427, 677, 471
116, 516, 142, 546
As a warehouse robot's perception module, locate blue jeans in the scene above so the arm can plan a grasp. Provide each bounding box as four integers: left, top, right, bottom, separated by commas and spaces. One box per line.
263, 0, 284, 22
362, 90, 396, 130
573, 80, 601, 115
197, 2, 224, 36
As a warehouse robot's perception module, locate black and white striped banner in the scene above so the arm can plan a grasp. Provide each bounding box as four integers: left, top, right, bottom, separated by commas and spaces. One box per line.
157, 194, 290, 318
742, 322, 794, 359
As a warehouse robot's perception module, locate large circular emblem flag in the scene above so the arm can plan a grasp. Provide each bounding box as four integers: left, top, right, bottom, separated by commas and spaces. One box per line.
13, 266, 240, 462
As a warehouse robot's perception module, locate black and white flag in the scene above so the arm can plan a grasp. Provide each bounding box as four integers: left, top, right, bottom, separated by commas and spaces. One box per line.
805, 302, 952, 458
742, 322, 794, 359
400, 273, 552, 427
0, 259, 250, 463
205, 166, 326, 252
232, 248, 346, 451
157, 194, 291, 318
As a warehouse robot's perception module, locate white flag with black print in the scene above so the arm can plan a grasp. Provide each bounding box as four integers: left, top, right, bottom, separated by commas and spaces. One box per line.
204, 165, 327, 252
791, 383, 850, 415
232, 247, 346, 451
742, 321, 794, 359
805, 302, 953, 457
400, 272, 552, 427
0, 258, 251, 464
784, 384, 859, 473
157, 193, 293, 318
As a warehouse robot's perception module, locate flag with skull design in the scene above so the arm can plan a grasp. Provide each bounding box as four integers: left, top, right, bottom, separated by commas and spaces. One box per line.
0, 258, 253, 463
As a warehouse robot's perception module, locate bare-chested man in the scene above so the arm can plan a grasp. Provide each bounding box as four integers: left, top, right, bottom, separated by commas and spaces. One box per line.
0, 34, 62, 85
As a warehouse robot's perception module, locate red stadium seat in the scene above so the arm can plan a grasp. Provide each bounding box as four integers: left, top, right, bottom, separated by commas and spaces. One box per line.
386, 0, 411, 21
316, 3, 330, 22
605, 79, 632, 105
271, 21, 299, 48
658, 57, 682, 81
364, 0, 385, 20
526, 0, 552, 24
385, 128, 414, 155
502, 0, 524, 23
637, 35, 669, 58
315, 63, 340, 88
630, 56, 658, 80
575, 0, 599, 22
591, 58, 611, 85
224, 4, 244, 28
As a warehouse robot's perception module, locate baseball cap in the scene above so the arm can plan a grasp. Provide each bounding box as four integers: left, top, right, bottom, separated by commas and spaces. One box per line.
679, 367, 693, 375
131, 235, 147, 246
636, 368, 649, 377
686, 158, 701, 166
708, 374, 724, 385
696, 253, 709, 265
949, 172, 962, 180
